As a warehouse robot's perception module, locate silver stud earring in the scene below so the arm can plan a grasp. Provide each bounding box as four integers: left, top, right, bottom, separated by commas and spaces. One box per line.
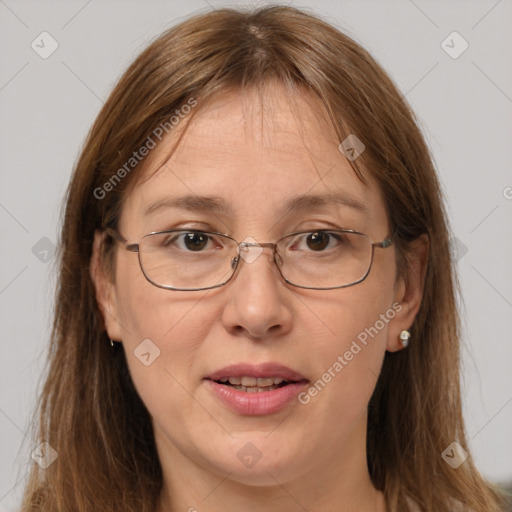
399, 330, 410, 348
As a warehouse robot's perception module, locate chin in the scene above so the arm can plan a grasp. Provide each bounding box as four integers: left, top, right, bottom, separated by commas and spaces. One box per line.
202, 436, 306, 486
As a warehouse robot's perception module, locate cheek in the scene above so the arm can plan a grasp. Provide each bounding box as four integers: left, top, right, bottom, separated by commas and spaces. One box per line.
112, 257, 217, 409
113, 251, 212, 342
298, 276, 396, 424
305, 273, 395, 354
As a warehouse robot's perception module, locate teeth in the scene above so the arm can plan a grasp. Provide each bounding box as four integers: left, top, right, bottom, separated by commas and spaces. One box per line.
231, 384, 281, 392
240, 376, 257, 387
218, 376, 291, 389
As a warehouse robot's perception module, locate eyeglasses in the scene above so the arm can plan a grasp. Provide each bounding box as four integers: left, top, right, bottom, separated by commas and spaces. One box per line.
106, 227, 393, 291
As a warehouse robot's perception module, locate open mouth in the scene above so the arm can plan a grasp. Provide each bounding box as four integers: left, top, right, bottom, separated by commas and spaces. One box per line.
206, 367, 309, 414
212, 376, 297, 393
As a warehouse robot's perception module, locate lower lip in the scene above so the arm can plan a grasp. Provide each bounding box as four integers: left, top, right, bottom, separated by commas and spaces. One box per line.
206, 380, 308, 416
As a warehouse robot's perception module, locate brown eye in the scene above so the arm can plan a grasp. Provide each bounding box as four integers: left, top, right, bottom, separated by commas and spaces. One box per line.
183, 232, 209, 251
306, 232, 330, 251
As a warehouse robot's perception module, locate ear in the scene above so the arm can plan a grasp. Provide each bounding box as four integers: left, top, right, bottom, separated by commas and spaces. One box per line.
387, 234, 429, 352
90, 230, 124, 341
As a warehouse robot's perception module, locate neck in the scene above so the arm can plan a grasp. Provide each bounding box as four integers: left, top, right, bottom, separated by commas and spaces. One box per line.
157, 473, 385, 512
154, 416, 386, 512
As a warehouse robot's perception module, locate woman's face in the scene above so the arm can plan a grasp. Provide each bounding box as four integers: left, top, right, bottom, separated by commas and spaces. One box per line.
96, 85, 415, 492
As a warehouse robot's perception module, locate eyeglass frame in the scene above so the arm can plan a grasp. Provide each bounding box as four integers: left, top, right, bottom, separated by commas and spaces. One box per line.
105, 227, 394, 291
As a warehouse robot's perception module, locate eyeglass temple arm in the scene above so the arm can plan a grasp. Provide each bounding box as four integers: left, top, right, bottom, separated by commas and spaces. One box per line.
105, 228, 139, 252
374, 235, 393, 249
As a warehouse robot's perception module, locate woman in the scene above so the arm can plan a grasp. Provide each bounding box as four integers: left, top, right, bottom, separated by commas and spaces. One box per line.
21, 5, 505, 512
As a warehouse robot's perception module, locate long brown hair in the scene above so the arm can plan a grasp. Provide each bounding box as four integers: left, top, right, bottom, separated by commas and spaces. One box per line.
21, 5, 504, 511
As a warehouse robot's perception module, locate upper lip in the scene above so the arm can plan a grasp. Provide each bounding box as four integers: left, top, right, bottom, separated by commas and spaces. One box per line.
206, 363, 307, 382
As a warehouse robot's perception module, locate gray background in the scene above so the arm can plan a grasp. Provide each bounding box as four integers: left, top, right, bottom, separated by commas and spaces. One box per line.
1, 0, 511, 510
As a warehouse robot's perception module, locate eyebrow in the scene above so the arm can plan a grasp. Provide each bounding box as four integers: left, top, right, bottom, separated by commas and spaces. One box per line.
144, 195, 229, 216
143, 192, 369, 217
283, 193, 370, 217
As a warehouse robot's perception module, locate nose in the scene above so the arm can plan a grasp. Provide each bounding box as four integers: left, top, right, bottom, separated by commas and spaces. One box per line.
220, 244, 293, 340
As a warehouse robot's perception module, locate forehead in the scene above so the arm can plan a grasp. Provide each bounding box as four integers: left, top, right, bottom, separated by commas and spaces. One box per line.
164, 86, 350, 174
121, 84, 388, 236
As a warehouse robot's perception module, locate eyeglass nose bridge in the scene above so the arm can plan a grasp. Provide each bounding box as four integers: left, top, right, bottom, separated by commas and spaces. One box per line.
231, 240, 282, 269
